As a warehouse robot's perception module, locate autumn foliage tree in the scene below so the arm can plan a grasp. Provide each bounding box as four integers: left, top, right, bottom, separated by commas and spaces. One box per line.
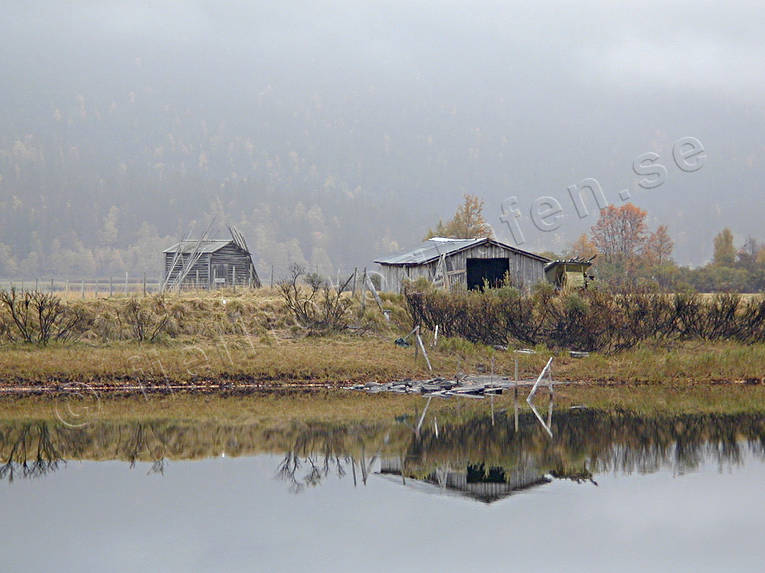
585, 204, 679, 288
713, 228, 736, 266
644, 225, 674, 265
567, 233, 599, 259
590, 204, 648, 263
425, 194, 494, 239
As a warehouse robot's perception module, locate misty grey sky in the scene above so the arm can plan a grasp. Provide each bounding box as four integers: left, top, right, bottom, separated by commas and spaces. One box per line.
2, 1, 764, 265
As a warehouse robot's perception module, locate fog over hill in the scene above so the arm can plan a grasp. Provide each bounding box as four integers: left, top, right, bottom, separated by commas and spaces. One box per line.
1, 1, 764, 278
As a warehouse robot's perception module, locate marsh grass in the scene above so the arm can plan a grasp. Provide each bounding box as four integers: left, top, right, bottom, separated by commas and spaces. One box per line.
0, 288, 763, 388
0, 337, 763, 387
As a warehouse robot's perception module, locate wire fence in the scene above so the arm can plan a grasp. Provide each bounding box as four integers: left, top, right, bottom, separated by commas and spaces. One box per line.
0, 264, 383, 299
0, 277, 162, 299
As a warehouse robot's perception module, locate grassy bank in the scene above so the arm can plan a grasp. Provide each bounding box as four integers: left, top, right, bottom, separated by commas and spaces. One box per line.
0, 337, 763, 388
0, 288, 763, 389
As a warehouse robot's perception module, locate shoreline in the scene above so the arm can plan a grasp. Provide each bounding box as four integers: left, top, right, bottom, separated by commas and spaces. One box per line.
0, 337, 763, 394
0, 374, 760, 396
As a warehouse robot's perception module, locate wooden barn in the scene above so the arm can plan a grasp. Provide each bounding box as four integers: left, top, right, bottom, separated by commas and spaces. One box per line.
375, 237, 550, 293
162, 232, 261, 290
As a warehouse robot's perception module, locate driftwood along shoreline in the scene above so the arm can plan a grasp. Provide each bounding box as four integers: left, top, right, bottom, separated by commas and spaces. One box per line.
0, 374, 570, 396
349, 374, 567, 399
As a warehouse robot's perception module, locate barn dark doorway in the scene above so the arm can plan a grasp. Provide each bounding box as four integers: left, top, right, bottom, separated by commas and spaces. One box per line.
466, 258, 510, 290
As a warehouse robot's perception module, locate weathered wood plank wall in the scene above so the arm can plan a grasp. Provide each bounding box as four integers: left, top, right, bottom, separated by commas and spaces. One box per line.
163, 244, 260, 288
379, 243, 546, 293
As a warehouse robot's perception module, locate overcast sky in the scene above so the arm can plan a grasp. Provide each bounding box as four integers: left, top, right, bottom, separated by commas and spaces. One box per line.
2, 1, 764, 264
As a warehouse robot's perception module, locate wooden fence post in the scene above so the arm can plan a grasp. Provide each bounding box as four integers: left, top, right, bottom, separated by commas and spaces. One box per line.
360, 268, 367, 315
109, 277, 113, 297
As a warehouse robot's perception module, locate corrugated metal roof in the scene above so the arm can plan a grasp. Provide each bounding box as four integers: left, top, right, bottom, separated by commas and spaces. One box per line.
162, 240, 235, 254
374, 238, 482, 265
374, 237, 549, 266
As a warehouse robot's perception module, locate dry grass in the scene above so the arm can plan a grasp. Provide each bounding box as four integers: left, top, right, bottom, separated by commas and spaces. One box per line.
0, 337, 763, 387
0, 288, 763, 388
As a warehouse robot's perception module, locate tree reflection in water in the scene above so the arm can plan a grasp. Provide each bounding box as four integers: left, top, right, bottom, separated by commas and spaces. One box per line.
0, 423, 62, 483
0, 410, 763, 497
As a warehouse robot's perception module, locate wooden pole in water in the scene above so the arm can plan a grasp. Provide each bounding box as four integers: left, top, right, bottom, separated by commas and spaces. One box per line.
81, 279, 85, 299
109, 277, 113, 297
415, 326, 432, 371
50, 278, 54, 293
143, 273, 147, 297
514, 358, 519, 432
490, 356, 495, 426
416, 395, 432, 436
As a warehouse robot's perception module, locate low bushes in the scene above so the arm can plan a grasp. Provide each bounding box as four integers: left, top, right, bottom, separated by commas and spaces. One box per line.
0, 288, 85, 344
277, 264, 354, 334
405, 285, 765, 352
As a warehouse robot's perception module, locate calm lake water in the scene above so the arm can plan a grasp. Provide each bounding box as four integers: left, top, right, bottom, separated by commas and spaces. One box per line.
1, 407, 763, 572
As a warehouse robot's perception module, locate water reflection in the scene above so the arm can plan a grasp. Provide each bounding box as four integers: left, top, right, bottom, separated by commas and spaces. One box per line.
1, 410, 763, 500
0, 423, 62, 482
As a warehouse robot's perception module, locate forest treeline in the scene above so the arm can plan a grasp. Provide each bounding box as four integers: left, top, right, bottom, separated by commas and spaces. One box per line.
1, 123, 762, 294
0, 112, 418, 280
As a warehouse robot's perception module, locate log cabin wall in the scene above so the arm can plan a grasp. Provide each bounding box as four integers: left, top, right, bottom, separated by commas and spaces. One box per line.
163, 242, 260, 289
164, 253, 212, 288
209, 244, 259, 288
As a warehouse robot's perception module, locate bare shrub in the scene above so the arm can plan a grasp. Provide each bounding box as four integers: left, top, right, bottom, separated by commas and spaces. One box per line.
0, 288, 85, 344
119, 296, 170, 342
406, 285, 765, 353
278, 264, 353, 334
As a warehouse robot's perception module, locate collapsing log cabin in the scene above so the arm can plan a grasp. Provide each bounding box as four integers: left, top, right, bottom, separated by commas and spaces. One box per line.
162, 228, 261, 290
375, 237, 550, 293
